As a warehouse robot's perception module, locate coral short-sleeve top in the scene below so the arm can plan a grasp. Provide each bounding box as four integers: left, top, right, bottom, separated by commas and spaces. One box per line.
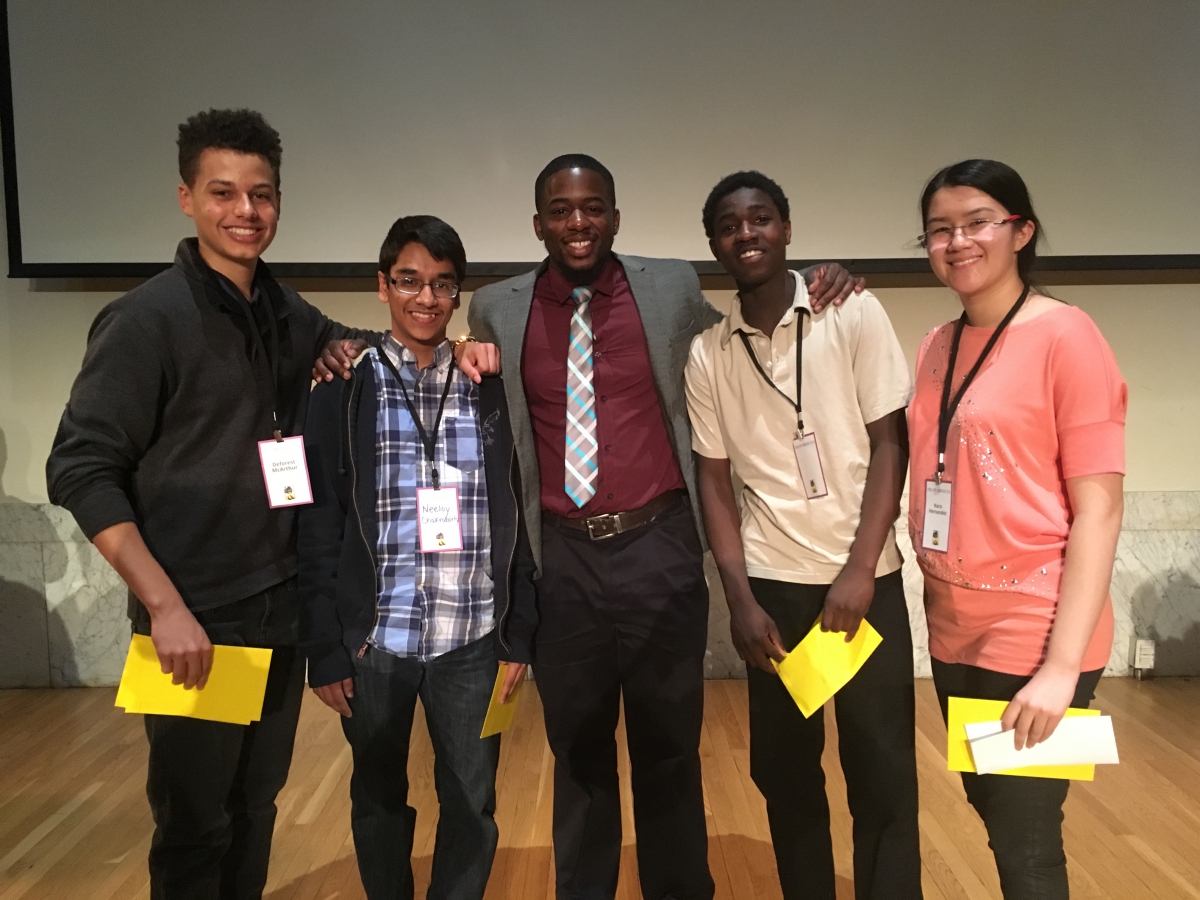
907, 304, 1127, 675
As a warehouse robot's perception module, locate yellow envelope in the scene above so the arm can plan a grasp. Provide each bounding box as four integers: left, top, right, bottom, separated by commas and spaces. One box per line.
946, 697, 1100, 780
772, 619, 883, 718
115, 633, 273, 725
479, 663, 525, 738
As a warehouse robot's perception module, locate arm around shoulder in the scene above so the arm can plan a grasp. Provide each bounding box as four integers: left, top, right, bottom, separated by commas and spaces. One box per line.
466, 284, 502, 345
302, 291, 384, 353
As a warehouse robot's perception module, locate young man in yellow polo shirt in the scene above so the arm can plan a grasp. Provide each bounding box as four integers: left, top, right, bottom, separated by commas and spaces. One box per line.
685, 171, 922, 900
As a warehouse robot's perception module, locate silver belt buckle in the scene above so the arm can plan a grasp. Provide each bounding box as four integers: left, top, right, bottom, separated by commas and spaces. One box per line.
585, 513, 623, 541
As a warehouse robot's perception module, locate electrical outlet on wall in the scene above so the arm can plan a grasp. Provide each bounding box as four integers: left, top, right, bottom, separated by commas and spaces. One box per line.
1129, 638, 1156, 677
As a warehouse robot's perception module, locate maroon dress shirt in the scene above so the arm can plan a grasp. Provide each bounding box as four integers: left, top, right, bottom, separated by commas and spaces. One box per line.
521, 255, 686, 517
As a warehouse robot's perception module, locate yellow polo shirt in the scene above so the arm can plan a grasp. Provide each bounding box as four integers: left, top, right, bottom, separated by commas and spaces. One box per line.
685, 275, 911, 584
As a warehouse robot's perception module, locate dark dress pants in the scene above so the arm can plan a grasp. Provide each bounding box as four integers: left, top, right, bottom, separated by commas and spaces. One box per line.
534, 499, 713, 900
747, 571, 923, 900
339, 633, 501, 900
931, 660, 1104, 900
137, 579, 306, 900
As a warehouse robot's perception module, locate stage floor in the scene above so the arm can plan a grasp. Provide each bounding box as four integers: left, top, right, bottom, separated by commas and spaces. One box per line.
1, 678, 1197, 899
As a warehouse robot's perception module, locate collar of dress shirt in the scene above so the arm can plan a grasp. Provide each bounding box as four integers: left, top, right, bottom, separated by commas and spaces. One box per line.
721, 269, 813, 349
382, 333, 454, 372
540, 253, 622, 306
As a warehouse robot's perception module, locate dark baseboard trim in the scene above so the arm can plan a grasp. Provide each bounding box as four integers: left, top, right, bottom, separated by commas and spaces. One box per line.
16, 255, 1200, 292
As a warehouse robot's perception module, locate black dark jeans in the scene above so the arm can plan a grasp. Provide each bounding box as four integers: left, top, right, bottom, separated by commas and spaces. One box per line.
135, 578, 305, 900
747, 571, 923, 900
340, 633, 501, 900
931, 660, 1104, 900
534, 499, 713, 900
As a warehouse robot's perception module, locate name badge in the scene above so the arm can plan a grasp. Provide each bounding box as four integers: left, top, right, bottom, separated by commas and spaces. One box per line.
417, 487, 464, 553
257, 436, 313, 508
923, 480, 952, 552
792, 431, 829, 499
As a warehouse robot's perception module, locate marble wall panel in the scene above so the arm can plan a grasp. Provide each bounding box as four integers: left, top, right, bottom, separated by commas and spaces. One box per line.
0, 541, 50, 686
43, 541, 129, 687
1123, 492, 1200, 532
2, 493, 1197, 687
702, 553, 742, 679
895, 528, 932, 678
1107, 529, 1200, 676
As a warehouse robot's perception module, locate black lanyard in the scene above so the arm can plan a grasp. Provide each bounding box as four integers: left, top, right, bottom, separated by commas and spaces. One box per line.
376, 338, 455, 490
235, 291, 282, 441
936, 284, 1029, 482
738, 307, 809, 434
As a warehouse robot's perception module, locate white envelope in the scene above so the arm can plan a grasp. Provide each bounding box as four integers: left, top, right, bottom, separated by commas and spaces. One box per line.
966, 716, 1120, 775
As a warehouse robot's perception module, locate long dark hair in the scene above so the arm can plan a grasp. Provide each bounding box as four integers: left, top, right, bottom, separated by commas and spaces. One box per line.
920, 159, 1044, 286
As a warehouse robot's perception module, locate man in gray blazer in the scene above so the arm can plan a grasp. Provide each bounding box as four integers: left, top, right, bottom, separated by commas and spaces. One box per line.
461, 154, 860, 900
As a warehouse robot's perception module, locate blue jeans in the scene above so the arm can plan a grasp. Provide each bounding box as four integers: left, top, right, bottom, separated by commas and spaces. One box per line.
341, 633, 500, 900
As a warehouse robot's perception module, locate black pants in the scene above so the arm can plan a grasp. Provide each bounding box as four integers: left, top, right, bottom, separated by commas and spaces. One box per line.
931, 660, 1104, 900
747, 571, 922, 900
534, 499, 713, 900
135, 579, 306, 900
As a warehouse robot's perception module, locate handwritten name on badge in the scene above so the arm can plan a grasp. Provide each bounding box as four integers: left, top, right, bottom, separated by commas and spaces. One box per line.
792, 431, 829, 499
258, 436, 313, 508
922, 480, 952, 552
417, 487, 464, 552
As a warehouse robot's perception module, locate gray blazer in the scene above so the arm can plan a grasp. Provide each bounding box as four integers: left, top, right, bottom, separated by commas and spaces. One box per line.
468, 253, 724, 572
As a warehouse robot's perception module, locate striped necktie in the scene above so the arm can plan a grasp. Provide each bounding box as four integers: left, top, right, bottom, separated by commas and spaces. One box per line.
565, 285, 598, 507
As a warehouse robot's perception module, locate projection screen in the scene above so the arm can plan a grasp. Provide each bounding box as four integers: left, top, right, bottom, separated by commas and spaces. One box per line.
3, 0, 1198, 276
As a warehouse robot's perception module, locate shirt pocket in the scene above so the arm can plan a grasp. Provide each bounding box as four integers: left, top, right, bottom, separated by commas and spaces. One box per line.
443, 416, 484, 474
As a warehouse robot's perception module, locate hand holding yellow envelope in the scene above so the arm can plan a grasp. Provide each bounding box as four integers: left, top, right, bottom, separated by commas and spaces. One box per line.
115, 633, 273, 725
479, 662, 526, 738
946, 697, 1100, 780
772, 619, 883, 717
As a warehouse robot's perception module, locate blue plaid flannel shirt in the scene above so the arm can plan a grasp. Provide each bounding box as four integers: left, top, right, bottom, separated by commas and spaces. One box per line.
368, 336, 494, 660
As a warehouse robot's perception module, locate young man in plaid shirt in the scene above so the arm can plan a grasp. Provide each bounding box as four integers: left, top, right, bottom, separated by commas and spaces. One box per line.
297, 216, 537, 900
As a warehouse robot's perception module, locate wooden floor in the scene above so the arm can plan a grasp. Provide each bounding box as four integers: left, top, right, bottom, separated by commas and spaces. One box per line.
1, 678, 1198, 899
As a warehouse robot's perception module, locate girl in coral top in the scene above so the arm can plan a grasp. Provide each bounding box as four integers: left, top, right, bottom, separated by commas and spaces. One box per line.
907, 159, 1126, 899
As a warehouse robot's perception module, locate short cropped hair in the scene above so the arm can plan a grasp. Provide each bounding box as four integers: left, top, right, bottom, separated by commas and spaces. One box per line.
534, 154, 616, 210
702, 171, 791, 239
177, 108, 282, 189
377, 215, 468, 285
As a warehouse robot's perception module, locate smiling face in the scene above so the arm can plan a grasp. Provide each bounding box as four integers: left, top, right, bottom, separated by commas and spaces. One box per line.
924, 185, 1034, 299
533, 167, 619, 284
377, 240, 460, 358
708, 187, 791, 289
178, 148, 279, 274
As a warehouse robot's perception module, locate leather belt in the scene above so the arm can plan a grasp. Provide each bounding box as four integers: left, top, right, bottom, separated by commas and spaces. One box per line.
545, 489, 686, 541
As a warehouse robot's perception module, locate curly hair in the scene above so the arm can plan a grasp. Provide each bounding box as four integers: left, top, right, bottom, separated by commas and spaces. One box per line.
177, 108, 282, 189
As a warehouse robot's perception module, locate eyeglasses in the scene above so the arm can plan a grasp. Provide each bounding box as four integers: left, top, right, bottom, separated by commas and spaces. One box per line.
387, 275, 460, 300
919, 215, 1021, 251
